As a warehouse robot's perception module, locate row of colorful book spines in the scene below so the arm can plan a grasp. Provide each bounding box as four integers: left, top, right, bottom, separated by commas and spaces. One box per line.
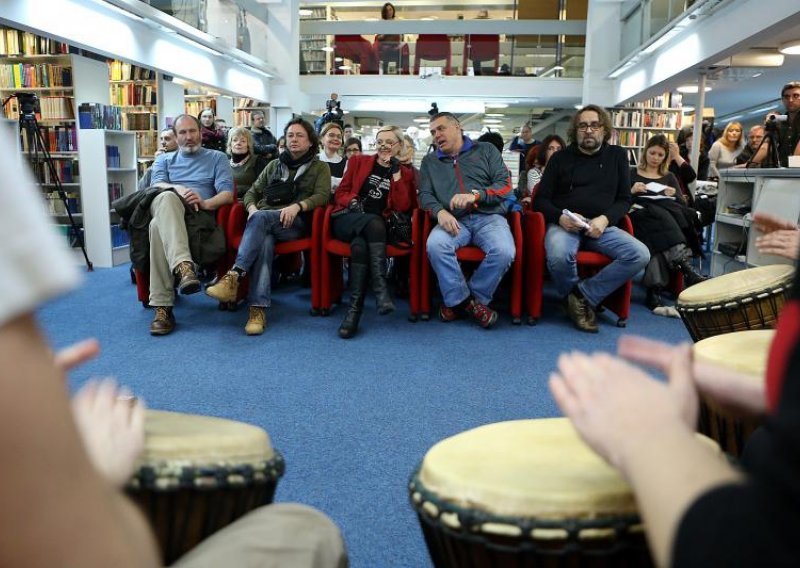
110, 84, 157, 106
0, 29, 69, 56
111, 224, 130, 247
137, 132, 159, 156
109, 61, 156, 82
185, 101, 217, 117
106, 145, 121, 168
2, 96, 75, 120
108, 183, 125, 202
19, 126, 78, 152
29, 159, 79, 184
0, 63, 72, 88
78, 104, 123, 130
47, 195, 80, 215
122, 113, 158, 131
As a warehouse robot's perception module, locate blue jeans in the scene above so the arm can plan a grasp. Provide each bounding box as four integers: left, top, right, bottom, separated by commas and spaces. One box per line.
426, 213, 515, 306
235, 209, 307, 307
545, 224, 650, 308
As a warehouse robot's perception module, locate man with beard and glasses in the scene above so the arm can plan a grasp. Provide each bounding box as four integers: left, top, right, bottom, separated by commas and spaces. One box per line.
534, 104, 649, 333
147, 114, 234, 335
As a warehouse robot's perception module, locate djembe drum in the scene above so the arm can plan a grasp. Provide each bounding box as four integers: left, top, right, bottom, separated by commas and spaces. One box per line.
676, 264, 793, 341
126, 410, 285, 564
409, 419, 654, 568
694, 329, 772, 456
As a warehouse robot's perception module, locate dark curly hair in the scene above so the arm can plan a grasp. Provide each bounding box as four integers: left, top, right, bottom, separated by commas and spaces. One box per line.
283, 117, 319, 149
567, 104, 612, 145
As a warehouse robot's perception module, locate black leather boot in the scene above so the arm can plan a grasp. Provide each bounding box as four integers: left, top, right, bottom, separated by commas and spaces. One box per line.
338, 262, 368, 339
646, 287, 664, 311
368, 243, 395, 315
677, 260, 708, 287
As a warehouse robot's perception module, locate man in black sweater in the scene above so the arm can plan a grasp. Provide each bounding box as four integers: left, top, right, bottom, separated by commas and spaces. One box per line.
535, 104, 649, 332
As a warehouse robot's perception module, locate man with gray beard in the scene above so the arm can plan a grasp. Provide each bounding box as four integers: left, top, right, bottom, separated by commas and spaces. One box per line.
148, 114, 234, 335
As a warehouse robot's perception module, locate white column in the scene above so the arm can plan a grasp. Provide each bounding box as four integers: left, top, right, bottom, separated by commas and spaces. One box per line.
580, 0, 622, 107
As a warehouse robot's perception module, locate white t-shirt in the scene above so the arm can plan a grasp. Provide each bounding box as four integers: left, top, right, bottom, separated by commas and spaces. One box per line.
0, 127, 80, 327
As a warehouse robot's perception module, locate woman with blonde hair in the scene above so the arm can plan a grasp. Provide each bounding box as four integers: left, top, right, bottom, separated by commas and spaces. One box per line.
330, 125, 417, 338
708, 121, 744, 178
318, 122, 347, 192
227, 127, 267, 199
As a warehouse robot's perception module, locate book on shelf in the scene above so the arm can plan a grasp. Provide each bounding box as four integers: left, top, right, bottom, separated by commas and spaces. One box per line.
110, 82, 157, 106
108, 61, 156, 82
108, 182, 124, 202
78, 103, 122, 130
136, 131, 158, 158
0, 62, 72, 88
46, 193, 80, 216
185, 99, 217, 117
106, 145, 121, 168
121, 112, 157, 131
18, 124, 78, 153
3, 95, 74, 121
0, 28, 70, 56
29, 157, 80, 184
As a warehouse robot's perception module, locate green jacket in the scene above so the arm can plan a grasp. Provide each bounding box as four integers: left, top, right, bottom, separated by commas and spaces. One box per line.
244, 157, 331, 212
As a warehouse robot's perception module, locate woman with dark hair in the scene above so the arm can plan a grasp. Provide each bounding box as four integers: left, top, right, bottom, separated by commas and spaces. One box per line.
344, 137, 362, 159
331, 125, 417, 339
629, 134, 705, 312
375, 2, 402, 74
524, 134, 565, 202
227, 127, 268, 199
206, 118, 331, 335
197, 108, 226, 152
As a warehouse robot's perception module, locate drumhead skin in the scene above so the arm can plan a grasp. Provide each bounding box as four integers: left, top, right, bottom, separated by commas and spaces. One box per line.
678, 265, 794, 306
138, 410, 275, 467
693, 330, 774, 379
417, 418, 636, 520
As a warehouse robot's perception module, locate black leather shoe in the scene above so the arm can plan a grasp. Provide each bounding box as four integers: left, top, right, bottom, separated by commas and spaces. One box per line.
150, 306, 175, 335
678, 261, 708, 287
566, 292, 598, 333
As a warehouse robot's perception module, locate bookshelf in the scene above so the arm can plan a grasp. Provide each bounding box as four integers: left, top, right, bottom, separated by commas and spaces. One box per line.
78, 129, 136, 267
300, 7, 330, 75
109, 60, 159, 164
609, 92, 684, 165
1, 28, 119, 259
233, 97, 269, 128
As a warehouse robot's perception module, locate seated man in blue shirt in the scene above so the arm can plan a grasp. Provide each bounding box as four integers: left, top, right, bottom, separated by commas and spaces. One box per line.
148, 114, 234, 335
419, 112, 516, 329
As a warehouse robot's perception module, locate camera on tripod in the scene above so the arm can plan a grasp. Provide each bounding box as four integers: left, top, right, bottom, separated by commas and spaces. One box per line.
315, 92, 344, 133
14, 92, 40, 119
765, 113, 788, 131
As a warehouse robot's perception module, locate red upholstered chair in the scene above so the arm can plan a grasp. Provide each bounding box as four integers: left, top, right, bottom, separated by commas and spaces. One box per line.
134, 203, 235, 307
413, 34, 452, 76
223, 201, 323, 313
419, 212, 524, 324
462, 34, 500, 76
333, 35, 379, 74
319, 205, 423, 321
523, 213, 636, 327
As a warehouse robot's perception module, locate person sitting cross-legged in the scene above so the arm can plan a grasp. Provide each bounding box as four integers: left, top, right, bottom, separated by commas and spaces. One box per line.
205, 118, 330, 335
147, 114, 234, 336
419, 112, 516, 329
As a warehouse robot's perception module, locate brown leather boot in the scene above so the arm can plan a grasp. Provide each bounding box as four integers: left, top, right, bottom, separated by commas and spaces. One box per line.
175, 261, 200, 295
566, 291, 598, 333
150, 306, 176, 335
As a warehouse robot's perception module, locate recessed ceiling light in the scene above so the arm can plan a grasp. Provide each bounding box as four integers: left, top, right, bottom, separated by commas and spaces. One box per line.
299, 9, 313, 16
676, 84, 712, 94
682, 106, 695, 113
485, 113, 505, 117
779, 40, 800, 55
322, 46, 334, 52
486, 103, 509, 109
413, 118, 430, 123
752, 72, 763, 78
338, 65, 351, 71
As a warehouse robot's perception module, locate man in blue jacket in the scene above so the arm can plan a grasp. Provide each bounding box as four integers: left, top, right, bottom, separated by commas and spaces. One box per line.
419, 112, 516, 329
535, 104, 649, 333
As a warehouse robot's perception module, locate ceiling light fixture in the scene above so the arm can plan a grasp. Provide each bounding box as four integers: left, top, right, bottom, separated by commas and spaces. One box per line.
779, 40, 800, 55
676, 84, 712, 94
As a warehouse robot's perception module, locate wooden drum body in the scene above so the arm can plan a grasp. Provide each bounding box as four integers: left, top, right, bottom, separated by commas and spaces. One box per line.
126, 410, 285, 564
409, 419, 653, 568
676, 264, 793, 342
694, 330, 771, 457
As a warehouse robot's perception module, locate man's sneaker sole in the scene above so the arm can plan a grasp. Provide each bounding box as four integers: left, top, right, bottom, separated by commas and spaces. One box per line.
178, 280, 201, 295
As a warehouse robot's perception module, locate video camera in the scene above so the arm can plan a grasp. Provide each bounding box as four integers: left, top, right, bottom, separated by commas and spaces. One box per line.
10, 92, 40, 119
765, 112, 788, 132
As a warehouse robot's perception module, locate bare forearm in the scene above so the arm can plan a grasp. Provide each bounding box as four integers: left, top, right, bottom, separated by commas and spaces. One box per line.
619, 428, 742, 567
203, 191, 233, 210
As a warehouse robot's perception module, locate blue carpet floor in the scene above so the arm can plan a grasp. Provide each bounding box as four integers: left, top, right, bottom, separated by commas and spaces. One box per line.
38, 264, 691, 568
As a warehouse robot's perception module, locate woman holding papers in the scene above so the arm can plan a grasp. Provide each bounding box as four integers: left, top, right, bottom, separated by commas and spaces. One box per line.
629, 135, 706, 312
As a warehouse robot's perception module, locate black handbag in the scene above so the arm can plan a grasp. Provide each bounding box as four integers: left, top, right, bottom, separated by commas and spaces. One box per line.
386, 210, 413, 249
263, 179, 296, 206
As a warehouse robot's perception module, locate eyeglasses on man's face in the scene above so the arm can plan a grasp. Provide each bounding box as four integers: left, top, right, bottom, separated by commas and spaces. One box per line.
783, 92, 800, 101
577, 122, 603, 132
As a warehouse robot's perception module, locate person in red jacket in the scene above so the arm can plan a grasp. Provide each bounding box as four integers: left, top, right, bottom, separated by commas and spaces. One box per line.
331, 125, 417, 338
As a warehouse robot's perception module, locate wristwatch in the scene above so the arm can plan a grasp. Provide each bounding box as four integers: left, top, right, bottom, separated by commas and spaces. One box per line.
471, 190, 480, 203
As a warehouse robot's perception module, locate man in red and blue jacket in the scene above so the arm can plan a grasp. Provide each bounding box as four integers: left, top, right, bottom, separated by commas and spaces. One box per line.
419, 112, 516, 329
